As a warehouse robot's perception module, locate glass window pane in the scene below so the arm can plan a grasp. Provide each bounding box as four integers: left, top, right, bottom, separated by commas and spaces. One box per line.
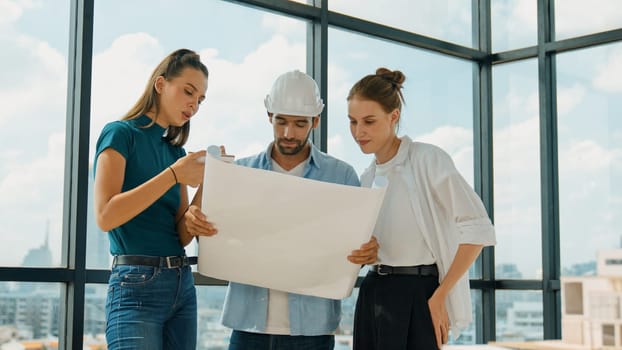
196, 286, 231, 349
83, 284, 107, 347
493, 59, 542, 280
0, 1, 69, 268
557, 43, 622, 277
329, 0, 473, 47
555, 0, 622, 40
0, 282, 62, 344
89, 0, 306, 267
335, 289, 357, 349
327, 28, 474, 184
449, 289, 480, 344
492, 0, 537, 51
496, 291, 543, 342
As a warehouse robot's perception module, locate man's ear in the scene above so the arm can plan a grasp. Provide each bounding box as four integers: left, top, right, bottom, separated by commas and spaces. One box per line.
311, 116, 320, 129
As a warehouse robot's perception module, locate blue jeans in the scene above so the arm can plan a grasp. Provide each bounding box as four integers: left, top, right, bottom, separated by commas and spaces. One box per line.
229, 330, 335, 350
105, 265, 197, 350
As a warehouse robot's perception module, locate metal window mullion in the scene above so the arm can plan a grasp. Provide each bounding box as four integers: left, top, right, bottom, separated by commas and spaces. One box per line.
60, 0, 94, 349
308, 0, 328, 151
545, 28, 622, 54
224, 0, 320, 20
229, 0, 483, 62
537, 0, 562, 340
473, 0, 496, 343
327, 11, 484, 62
491, 46, 539, 64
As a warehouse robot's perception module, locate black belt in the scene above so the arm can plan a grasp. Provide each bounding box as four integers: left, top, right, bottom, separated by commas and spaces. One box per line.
112, 255, 197, 268
371, 264, 438, 276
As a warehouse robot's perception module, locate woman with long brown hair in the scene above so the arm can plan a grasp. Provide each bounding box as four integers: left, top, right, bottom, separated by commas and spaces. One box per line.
94, 48, 215, 349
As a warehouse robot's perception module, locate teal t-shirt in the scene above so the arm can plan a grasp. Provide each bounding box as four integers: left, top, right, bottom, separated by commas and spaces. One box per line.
94, 115, 186, 257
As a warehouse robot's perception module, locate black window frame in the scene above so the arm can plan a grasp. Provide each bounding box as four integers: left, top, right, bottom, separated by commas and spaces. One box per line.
0, 0, 621, 348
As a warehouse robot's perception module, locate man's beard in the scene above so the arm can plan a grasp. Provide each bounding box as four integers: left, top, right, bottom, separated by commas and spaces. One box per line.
276, 137, 308, 155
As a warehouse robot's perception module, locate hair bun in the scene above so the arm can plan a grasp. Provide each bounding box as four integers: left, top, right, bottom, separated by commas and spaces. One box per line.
375, 67, 405, 87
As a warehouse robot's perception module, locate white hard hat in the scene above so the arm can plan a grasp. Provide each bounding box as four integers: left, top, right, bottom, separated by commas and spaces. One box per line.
264, 70, 324, 117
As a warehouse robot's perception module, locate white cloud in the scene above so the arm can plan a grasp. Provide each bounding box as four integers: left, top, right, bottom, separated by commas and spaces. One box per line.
327, 133, 346, 160
504, 88, 539, 118
494, 116, 540, 184
507, 0, 537, 30
202, 48, 219, 60
0, 0, 36, 26
4, 131, 65, 197
0, 34, 66, 127
557, 83, 586, 116
186, 35, 306, 155
560, 139, 620, 173
89, 33, 163, 161
490, 81, 622, 274
593, 47, 622, 93
0, 132, 65, 266
415, 125, 472, 156
478, 87, 544, 276
491, 0, 536, 50
89, 30, 307, 159
327, 62, 353, 107
0, 0, 67, 265
492, 0, 622, 50
414, 126, 474, 185
261, 13, 304, 36
236, 142, 267, 159
555, 0, 622, 39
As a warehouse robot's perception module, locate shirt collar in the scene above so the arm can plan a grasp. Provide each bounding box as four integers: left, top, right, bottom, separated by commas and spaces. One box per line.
392, 135, 412, 165
129, 114, 167, 138
364, 135, 412, 177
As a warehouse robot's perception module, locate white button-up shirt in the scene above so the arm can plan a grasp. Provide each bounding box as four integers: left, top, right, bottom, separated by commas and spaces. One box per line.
360, 135, 496, 336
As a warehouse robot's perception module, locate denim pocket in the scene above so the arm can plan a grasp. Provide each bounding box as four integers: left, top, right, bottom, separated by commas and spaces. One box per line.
113, 265, 159, 287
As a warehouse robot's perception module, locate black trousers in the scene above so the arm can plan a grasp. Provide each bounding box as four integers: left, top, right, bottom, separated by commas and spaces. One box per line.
353, 271, 440, 350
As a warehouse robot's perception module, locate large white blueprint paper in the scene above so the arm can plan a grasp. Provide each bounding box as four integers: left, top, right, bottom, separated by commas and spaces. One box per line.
198, 155, 386, 299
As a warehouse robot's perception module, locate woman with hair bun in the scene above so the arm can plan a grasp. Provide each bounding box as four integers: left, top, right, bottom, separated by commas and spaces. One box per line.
347, 68, 496, 349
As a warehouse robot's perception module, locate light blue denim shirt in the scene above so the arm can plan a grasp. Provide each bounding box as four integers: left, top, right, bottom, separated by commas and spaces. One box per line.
221, 141, 360, 336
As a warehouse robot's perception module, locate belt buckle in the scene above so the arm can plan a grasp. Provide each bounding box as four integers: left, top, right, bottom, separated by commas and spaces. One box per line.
166, 256, 180, 268
377, 265, 389, 276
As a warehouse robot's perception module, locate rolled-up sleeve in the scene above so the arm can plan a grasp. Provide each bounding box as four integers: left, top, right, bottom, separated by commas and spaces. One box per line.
429, 148, 496, 246
455, 217, 496, 245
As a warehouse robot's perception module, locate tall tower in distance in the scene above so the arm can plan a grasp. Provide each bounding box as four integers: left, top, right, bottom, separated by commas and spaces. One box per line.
21, 221, 53, 267
17, 221, 53, 292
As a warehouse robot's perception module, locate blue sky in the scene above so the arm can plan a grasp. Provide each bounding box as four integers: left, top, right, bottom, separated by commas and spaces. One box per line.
0, 0, 621, 280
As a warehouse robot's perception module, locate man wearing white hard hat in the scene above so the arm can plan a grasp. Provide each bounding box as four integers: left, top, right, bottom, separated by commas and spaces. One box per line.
221, 70, 379, 349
